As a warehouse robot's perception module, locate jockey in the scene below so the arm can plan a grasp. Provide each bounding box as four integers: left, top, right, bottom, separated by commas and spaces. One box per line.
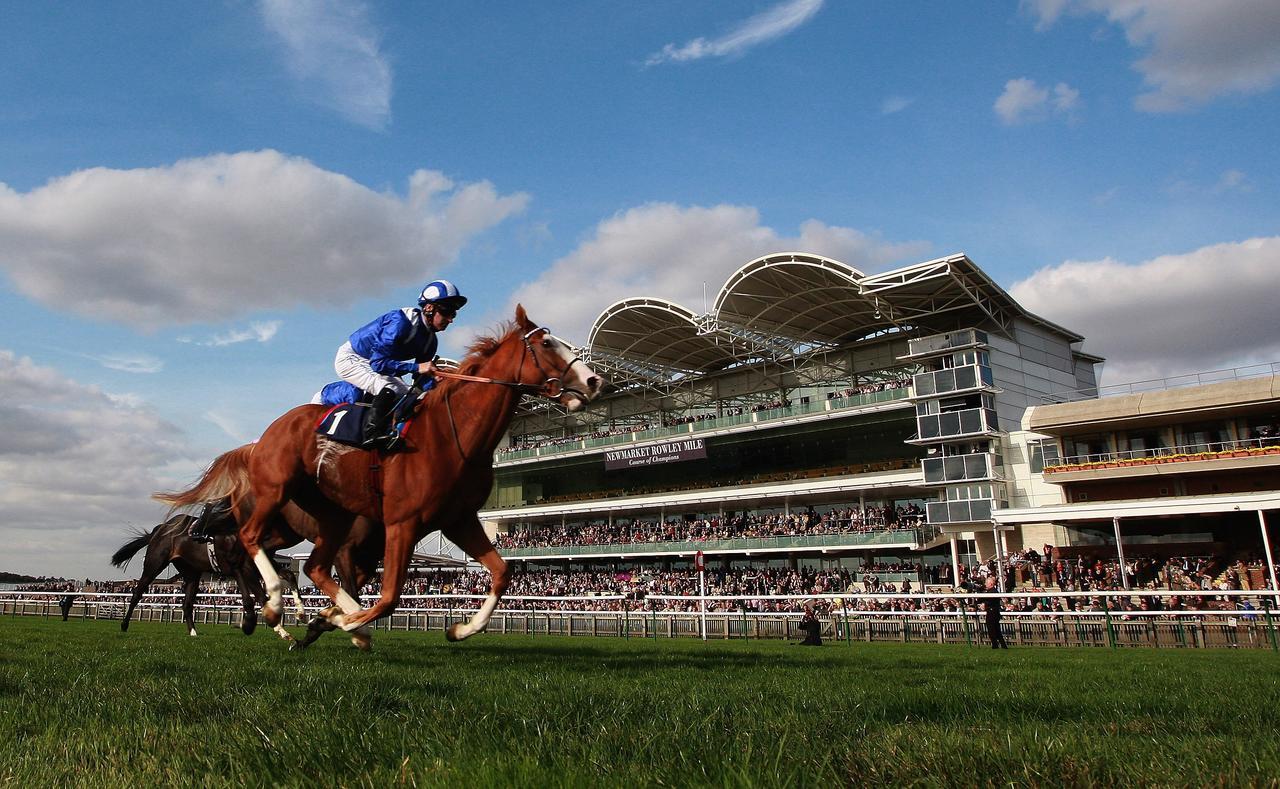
336, 279, 466, 447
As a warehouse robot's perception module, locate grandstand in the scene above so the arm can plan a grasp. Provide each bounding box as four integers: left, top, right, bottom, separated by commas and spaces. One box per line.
478, 251, 1138, 592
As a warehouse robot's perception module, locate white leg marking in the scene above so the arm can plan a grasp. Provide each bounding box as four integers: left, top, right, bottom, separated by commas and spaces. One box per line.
251, 552, 284, 615
453, 593, 500, 641
188, 627, 198, 637
334, 588, 362, 616
288, 589, 306, 618
273, 624, 295, 642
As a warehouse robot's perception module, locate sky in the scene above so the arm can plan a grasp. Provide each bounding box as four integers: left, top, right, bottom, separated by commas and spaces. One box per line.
2, 0, 1278, 580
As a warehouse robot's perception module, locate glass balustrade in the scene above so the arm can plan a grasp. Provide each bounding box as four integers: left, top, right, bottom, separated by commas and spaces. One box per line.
496, 386, 910, 464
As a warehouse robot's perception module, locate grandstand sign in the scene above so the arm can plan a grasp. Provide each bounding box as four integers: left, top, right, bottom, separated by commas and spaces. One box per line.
604, 437, 707, 470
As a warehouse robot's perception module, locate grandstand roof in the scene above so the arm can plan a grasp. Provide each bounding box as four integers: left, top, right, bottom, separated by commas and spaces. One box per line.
588, 298, 737, 375
714, 253, 888, 345
578, 252, 1083, 390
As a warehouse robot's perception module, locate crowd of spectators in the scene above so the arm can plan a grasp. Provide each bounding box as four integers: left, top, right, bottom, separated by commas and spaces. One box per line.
15, 549, 1273, 619
494, 506, 926, 551
826, 375, 912, 401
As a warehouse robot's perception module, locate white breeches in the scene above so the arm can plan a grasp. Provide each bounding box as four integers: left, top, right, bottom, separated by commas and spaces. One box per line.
334, 341, 409, 397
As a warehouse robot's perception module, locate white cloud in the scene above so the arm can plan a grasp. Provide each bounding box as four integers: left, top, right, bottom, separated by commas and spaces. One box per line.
1026, 0, 1280, 112
995, 77, 1081, 124
0, 350, 189, 579
0, 150, 528, 329
1010, 237, 1280, 384
203, 409, 256, 444
500, 203, 930, 347
645, 0, 824, 66
1053, 82, 1081, 114
259, 0, 392, 129
1214, 169, 1250, 193
202, 320, 282, 347
95, 354, 164, 374
880, 96, 914, 115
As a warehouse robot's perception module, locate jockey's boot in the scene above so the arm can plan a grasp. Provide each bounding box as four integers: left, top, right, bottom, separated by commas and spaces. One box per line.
362, 388, 403, 450
187, 500, 227, 544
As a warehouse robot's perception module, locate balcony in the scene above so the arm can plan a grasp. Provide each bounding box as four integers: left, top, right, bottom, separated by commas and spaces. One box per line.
912, 364, 994, 398
926, 498, 994, 525
904, 329, 988, 359
496, 386, 910, 465
1043, 437, 1280, 478
497, 529, 932, 560
911, 407, 1000, 444
922, 453, 1003, 485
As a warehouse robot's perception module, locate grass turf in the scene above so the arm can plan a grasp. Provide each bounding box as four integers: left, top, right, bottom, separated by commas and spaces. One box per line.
0, 617, 1277, 787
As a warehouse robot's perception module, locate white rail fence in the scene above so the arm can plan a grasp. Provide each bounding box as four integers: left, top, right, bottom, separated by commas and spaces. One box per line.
5, 588, 1280, 649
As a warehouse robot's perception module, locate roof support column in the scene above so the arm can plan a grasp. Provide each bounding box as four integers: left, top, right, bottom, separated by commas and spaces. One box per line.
992, 523, 1005, 593
949, 535, 961, 589
1259, 510, 1280, 609
1112, 516, 1130, 591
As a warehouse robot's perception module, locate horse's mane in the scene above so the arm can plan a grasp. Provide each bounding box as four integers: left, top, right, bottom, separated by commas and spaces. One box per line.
428, 319, 520, 400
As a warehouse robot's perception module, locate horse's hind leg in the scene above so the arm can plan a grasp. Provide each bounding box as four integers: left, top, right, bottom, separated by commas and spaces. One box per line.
121, 549, 170, 632
231, 567, 261, 636
240, 501, 290, 626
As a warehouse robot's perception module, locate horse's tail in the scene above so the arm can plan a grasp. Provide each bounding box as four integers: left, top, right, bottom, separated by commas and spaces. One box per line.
111, 527, 157, 569
152, 443, 255, 512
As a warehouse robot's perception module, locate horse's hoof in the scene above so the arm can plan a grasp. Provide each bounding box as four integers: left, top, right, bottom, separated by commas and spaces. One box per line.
120, 622, 129, 632
445, 623, 464, 642
289, 640, 304, 651
188, 629, 198, 637
262, 604, 282, 627
242, 613, 259, 635
351, 632, 373, 652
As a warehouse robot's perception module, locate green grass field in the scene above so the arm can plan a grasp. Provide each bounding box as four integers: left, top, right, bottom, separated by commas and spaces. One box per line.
1, 618, 1278, 787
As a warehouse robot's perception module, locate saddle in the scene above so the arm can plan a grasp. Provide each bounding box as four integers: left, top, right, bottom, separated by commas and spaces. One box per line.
314, 379, 430, 452
315, 401, 418, 452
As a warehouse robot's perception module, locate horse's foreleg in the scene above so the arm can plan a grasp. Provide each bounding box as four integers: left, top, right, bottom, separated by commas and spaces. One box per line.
444, 518, 511, 642
181, 573, 201, 637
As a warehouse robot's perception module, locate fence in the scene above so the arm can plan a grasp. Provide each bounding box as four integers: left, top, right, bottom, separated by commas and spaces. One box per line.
5, 588, 1279, 650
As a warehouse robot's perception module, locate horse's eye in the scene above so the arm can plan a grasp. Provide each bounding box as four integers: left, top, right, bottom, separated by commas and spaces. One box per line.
542, 338, 553, 348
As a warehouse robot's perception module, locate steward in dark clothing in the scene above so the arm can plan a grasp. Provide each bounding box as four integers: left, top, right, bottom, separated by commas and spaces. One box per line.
798, 604, 823, 646
983, 576, 1009, 649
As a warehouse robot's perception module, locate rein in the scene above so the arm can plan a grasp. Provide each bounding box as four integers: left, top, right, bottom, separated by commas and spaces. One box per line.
436, 326, 586, 464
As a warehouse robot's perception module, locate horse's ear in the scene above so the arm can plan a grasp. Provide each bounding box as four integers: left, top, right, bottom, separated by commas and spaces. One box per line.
515, 303, 533, 330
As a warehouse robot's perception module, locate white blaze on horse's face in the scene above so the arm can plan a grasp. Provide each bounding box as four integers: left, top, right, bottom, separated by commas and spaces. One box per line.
538, 333, 603, 412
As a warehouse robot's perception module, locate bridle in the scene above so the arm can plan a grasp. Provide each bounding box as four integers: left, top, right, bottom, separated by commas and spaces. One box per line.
432, 327, 588, 400
432, 326, 590, 463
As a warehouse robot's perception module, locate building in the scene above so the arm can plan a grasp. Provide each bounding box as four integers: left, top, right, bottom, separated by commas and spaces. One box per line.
476, 251, 1261, 590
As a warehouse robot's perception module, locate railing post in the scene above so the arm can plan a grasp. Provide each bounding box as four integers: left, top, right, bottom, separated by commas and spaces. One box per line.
841, 598, 851, 646
1265, 607, 1278, 652
1103, 597, 1116, 649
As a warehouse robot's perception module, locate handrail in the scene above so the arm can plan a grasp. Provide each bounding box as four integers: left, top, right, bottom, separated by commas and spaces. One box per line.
1047, 436, 1280, 470
497, 528, 926, 558
1036, 360, 1280, 405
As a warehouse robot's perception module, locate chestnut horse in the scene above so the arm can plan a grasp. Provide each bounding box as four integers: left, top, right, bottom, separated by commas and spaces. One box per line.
155, 460, 387, 649
161, 305, 602, 644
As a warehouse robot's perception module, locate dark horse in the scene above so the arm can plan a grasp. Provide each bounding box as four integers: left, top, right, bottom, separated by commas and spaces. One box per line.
116, 499, 386, 648
110, 512, 285, 638
159, 306, 602, 647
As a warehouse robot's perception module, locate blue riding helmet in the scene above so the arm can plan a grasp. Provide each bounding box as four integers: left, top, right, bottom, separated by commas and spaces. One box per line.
418, 279, 468, 310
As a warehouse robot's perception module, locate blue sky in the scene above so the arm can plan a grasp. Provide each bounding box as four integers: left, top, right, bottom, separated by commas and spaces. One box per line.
2, 0, 1279, 578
